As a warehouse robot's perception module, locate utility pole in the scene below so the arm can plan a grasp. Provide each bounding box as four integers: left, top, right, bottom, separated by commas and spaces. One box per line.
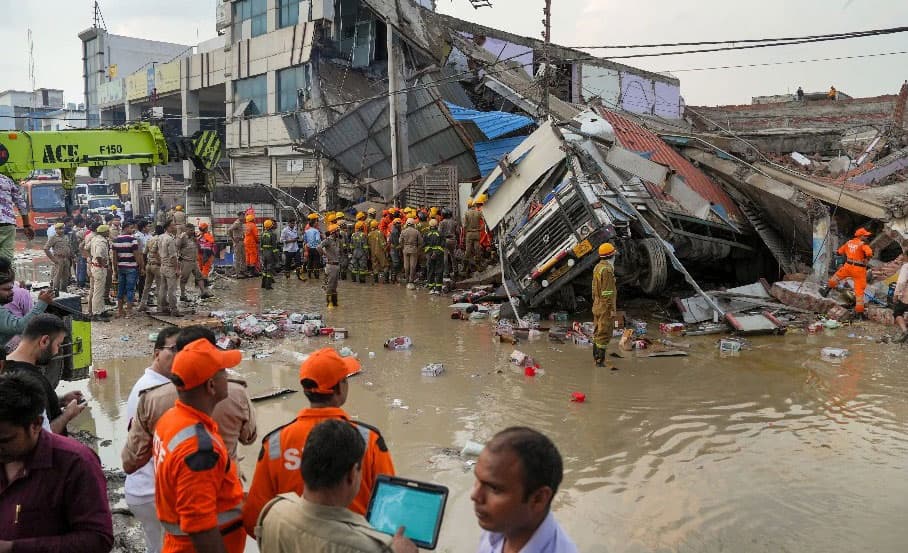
387, 23, 400, 201
540, 0, 552, 119
27, 29, 36, 131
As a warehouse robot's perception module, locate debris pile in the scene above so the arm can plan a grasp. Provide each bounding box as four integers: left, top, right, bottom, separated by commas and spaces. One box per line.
205, 310, 346, 348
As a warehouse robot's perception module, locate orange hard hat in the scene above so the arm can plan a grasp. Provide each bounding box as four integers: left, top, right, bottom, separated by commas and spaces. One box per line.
854, 227, 872, 238
598, 242, 617, 257
245, 214, 254, 222
327, 223, 339, 234
298, 347, 362, 393
264, 219, 274, 229
370, 220, 379, 228
199, 222, 209, 230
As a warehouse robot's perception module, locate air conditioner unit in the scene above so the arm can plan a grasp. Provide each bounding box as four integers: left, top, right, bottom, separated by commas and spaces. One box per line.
216, 2, 230, 32
311, 0, 334, 22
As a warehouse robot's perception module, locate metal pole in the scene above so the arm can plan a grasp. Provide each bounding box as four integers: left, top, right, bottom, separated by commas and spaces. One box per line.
541, 0, 552, 119
387, 22, 400, 201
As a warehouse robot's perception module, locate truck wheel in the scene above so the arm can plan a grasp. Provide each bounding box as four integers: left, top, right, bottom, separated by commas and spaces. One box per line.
638, 237, 668, 295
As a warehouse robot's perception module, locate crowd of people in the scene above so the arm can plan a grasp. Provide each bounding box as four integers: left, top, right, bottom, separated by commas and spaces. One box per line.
36, 204, 215, 321
0, 315, 579, 553
227, 197, 493, 307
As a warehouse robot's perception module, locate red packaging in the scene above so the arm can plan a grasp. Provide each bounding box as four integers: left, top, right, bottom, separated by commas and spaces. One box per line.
524, 366, 536, 377
571, 392, 586, 403
319, 327, 334, 336
95, 368, 108, 379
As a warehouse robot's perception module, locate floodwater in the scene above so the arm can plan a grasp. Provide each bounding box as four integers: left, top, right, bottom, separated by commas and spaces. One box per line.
59, 273, 908, 553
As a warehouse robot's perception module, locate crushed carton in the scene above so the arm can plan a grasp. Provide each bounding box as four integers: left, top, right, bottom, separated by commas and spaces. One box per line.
384, 336, 413, 350
421, 363, 445, 376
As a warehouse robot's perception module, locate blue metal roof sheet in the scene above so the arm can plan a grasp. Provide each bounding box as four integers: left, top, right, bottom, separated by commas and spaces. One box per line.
474, 136, 528, 177
445, 102, 534, 140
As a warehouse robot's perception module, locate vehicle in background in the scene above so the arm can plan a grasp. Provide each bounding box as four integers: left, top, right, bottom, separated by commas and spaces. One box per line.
85, 195, 123, 218
17, 176, 68, 233
75, 181, 114, 210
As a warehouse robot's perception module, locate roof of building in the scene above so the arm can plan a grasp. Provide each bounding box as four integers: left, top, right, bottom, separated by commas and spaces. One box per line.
445, 102, 534, 140
474, 136, 528, 177
595, 107, 743, 222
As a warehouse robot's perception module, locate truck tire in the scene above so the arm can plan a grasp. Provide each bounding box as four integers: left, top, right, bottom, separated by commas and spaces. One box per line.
638, 237, 668, 295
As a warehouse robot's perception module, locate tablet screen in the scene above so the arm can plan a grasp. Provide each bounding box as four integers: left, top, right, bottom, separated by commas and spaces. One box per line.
367, 477, 448, 549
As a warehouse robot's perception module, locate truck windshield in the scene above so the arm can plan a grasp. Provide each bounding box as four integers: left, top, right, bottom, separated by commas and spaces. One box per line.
30, 185, 67, 212
88, 198, 120, 209
87, 184, 111, 195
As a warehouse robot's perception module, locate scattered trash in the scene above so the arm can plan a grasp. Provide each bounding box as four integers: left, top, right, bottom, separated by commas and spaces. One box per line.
250, 388, 297, 402
823, 319, 842, 329
252, 351, 273, 359
719, 338, 743, 353
339, 347, 356, 358
509, 350, 528, 365
524, 366, 537, 377
571, 392, 586, 403
421, 363, 445, 376
390, 398, 409, 410
469, 311, 488, 320
333, 328, 348, 340
216, 336, 233, 350
821, 347, 849, 359
148, 332, 159, 342
369, 351, 376, 359
119, 335, 130, 341
461, 440, 484, 457
384, 336, 413, 350
659, 322, 685, 334
632, 321, 648, 337
807, 322, 824, 334
94, 368, 107, 379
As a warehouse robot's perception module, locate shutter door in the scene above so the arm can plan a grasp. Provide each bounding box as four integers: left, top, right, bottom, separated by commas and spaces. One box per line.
274, 156, 319, 188
232, 156, 272, 186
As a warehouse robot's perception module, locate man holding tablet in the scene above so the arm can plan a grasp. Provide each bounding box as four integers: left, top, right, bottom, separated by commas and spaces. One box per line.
472, 427, 578, 553
243, 348, 396, 536
256, 419, 417, 553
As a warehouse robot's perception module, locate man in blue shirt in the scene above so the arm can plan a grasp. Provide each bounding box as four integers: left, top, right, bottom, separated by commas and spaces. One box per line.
472, 427, 578, 553
304, 216, 323, 280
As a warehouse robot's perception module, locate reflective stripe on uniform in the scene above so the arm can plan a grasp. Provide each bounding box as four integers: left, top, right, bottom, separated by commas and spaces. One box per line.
161, 506, 244, 536
268, 434, 282, 460
167, 425, 200, 452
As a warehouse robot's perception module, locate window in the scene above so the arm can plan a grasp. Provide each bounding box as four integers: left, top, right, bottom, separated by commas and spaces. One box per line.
278, 0, 299, 28
234, 75, 268, 116
277, 65, 310, 112
30, 185, 67, 212
232, 0, 268, 40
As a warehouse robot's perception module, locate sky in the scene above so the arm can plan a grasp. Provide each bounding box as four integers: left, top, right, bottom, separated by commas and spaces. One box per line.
1, 0, 906, 107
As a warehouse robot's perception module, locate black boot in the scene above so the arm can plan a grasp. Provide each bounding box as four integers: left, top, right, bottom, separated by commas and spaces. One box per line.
373, 273, 379, 284
261, 276, 268, 288
331, 293, 338, 307
819, 286, 830, 298
593, 345, 605, 367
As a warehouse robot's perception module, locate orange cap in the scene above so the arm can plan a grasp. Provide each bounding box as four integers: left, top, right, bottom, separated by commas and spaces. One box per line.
171, 338, 242, 390
199, 222, 209, 230
854, 227, 872, 238
298, 348, 362, 393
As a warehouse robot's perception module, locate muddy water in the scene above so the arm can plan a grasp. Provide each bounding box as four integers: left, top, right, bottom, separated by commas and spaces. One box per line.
63, 275, 908, 553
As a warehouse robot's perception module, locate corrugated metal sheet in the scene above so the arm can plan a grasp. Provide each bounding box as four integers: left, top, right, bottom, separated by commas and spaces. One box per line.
445, 102, 534, 140
311, 87, 479, 186
595, 107, 743, 222
475, 137, 528, 177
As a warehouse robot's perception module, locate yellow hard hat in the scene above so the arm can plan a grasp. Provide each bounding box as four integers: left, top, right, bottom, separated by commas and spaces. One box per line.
110, 205, 118, 211
598, 242, 616, 258
356, 211, 366, 221
245, 214, 254, 222
335, 211, 345, 220
264, 219, 274, 229
393, 217, 402, 224
175, 205, 183, 211
429, 207, 439, 217
370, 220, 379, 228
355, 221, 365, 231
307, 212, 319, 221
325, 213, 337, 223
475, 194, 488, 205
367, 207, 377, 215
467, 199, 474, 208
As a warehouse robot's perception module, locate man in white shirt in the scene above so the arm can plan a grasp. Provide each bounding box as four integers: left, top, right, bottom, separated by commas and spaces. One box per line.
894, 257, 908, 343
280, 220, 301, 277
123, 326, 181, 553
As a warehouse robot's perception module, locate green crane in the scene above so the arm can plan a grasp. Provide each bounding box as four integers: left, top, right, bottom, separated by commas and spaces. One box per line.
0, 122, 222, 214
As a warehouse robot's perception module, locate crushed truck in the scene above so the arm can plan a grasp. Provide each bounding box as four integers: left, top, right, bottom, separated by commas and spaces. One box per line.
473, 109, 758, 312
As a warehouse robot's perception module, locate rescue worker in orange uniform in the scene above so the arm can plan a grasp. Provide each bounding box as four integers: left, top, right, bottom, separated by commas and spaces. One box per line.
822, 227, 874, 318
242, 347, 395, 537
243, 214, 260, 276
152, 338, 246, 553
196, 222, 216, 299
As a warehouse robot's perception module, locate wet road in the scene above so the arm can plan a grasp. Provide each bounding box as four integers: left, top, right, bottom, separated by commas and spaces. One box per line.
65, 274, 908, 553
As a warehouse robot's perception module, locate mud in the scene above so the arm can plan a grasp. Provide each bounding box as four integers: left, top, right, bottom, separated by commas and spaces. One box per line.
23, 242, 908, 553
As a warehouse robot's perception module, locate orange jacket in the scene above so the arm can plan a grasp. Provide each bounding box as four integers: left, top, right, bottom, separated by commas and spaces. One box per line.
241, 406, 395, 536
838, 238, 873, 264
244, 222, 259, 247
153, 401, 245, 553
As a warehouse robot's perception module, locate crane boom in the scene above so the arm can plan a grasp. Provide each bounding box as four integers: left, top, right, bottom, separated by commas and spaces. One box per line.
0, 122, 222, 214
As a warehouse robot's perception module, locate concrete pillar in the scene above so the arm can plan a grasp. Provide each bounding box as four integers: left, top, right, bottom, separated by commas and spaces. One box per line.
181, 89, 200, 179
125, 101, 143, 185
811, 212, 832, 283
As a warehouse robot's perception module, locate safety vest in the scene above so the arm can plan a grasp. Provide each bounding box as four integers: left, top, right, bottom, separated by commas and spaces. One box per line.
241, 406, 395, 537
153, 401, 245, 553
840, 238, 872, 264
261, 230, 276, 251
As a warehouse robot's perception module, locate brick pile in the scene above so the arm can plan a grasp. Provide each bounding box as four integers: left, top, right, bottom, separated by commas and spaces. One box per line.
771, 280, 850, 319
